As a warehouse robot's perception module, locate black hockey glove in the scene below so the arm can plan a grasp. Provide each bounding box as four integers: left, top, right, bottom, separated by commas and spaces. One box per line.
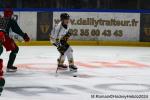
53, 41, 65, 55
57, 46, 65, 55
57, 42, 70, 55
53, 41, 61, 47
23, 33, 30, 42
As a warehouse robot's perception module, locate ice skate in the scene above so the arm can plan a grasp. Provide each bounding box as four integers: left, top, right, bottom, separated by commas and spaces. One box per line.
7, 66, 17, 72
69, 65, 78, 72
57, 64, 68, 70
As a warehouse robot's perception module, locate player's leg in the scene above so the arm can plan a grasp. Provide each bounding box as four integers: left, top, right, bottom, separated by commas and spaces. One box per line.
66, 47, 78, 71
57, 42, 70, 70
0, 32, 5, 96
2, 36, 19, 72
7, 46, 19, 72
0, 59, 5, 96
57, 53, 68, 70
0, 46, 5, 96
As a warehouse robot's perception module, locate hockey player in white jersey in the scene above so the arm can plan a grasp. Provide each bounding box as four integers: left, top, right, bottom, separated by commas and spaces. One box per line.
50, 13, 78, 72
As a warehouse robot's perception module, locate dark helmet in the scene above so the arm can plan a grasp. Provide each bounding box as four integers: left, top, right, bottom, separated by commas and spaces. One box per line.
60, 13, 70, 21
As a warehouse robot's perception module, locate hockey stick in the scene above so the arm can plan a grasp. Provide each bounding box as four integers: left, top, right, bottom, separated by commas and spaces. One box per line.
55, 65, 59, 74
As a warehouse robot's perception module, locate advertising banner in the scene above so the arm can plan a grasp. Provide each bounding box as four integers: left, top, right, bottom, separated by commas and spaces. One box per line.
53, 12, 140, 41
37, 12, 53, 41
140, 14, 150, 42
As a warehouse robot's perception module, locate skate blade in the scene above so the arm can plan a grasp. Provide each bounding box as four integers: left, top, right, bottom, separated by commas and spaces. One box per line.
70, 69, 77, 72
58, 67, 68, 70
6, 69, 17, 72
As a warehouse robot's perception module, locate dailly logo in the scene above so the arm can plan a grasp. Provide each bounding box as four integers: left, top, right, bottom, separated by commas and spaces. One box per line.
144, 28, 150, 36
40, 25, 50, 33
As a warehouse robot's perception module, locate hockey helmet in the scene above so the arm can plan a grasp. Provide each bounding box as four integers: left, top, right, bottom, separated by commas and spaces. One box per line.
60, 13, 70, 21
4, 8, 13, 18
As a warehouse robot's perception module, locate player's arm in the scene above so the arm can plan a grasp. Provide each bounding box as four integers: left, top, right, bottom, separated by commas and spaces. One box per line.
10, 19, 30, 42
50, 26, 61, 47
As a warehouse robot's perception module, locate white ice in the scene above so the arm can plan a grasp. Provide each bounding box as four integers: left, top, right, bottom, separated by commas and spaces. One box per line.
0, 46, 150, 100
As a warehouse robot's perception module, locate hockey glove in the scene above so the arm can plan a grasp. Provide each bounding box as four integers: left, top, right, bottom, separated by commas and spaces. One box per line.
23, 33, 30, 42
53, 41, 62, 47
57, 42, 70, 55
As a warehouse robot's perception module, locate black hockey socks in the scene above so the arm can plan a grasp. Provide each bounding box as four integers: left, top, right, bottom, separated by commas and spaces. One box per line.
7, 47, 19, 68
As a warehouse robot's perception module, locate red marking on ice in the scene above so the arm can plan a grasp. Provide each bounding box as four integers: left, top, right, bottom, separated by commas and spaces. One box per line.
75, 61, 98, 68
92, 60, 150, 68
118, 60, 150, 67
93, 61, 120, 68
15, 60, 150, 72
17, 63, 56, 72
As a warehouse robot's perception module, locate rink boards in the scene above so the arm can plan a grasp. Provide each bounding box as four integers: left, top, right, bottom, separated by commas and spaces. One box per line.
15, 41, 150, 47
0, 10, 150, 45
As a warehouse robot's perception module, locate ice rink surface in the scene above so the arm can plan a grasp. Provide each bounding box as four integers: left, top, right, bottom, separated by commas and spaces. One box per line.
1, 46, 150, 100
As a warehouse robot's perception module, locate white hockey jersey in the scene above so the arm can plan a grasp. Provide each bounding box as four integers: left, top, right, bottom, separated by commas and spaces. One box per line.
50, 22, 70, 43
